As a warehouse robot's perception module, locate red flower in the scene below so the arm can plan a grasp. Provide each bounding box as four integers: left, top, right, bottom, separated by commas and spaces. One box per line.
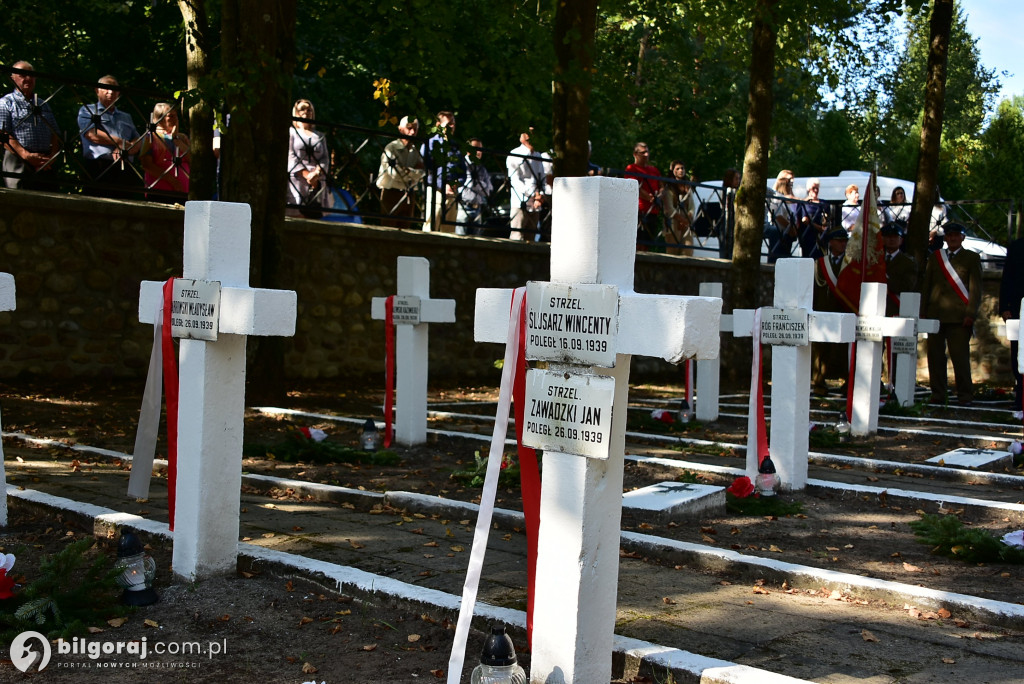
0, 569, 15, 599
726, 476, 755, 498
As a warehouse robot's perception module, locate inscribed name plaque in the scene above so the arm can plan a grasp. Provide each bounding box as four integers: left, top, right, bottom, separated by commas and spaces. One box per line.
759, 308, 809, 346
522, 369, 614, 459
391, 295, 421, 325
856, 319, 885, 342
525, 281, 619, 367
891, 335, 917, 355
171, 279, 221, 341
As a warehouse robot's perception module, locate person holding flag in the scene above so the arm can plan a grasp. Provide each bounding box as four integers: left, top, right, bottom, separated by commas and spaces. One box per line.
921, 222, 982, 406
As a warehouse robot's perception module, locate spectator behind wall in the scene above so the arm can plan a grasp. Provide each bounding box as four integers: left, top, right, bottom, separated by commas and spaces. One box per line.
77, 74, 142, 198
0, 60, 60, 190
286, 99, 330, 218
139, 102, 190, 202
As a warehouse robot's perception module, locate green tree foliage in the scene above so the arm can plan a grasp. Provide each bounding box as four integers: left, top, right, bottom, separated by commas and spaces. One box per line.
0, 0, 184, 90
969, 97, 1024, 239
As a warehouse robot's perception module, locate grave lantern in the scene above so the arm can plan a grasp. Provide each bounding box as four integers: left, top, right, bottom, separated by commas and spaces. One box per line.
470, 625, 527, 684
835, 412, 851, 443
360, 419, 381, 451
115, 531, 158, 606
756, 455, 780, 497
678, 398, 692, 424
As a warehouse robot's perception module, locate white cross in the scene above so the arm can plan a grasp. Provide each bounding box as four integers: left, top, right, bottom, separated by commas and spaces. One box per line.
138, 202, 297, 581
888, 291, 939, 407
370, 257, 456, 445
695, 282, 731, 422
999, 300, 1024, 375
732, 259, 856, 490
849, 282, 915, 435
0, 273, 14, 527
474, 176, 720, 683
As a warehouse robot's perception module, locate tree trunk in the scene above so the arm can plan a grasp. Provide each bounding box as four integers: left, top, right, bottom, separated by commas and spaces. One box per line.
731, 0, 777, 310
178, 0, 216, 201
908, 0, 953, 280
552, 0, 597, 178
220, 0, 297, 401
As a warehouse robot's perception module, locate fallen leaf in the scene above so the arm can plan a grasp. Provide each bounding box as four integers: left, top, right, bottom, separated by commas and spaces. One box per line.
662, 597, 676, 604
450, 545, 464, 552
431, 669, 444, 678
262, 532, 275, 539
143, 619, 159, 628
348, 539, 365, 549
107, 618, 127, 628
302, 662, 318, 674
638, 522, 653, 530
938, 608, 951, 619
292, 526, 303, 532
829, 590, 843, 600
942, 657, 955, 664
87, 626, 104, 634
862, 629, 878, 642
903, 562, 923, 573
826, 546, 840, 552
219, 615, 231, 622
701, 534, 716, 544
285, 581, 294, 592
408, 634, 421, 642
299, 617, 314, 626
954, 618, 971, 628
362, 644, 378, 651
752, 586, 770, 595
769, 545, 783, 553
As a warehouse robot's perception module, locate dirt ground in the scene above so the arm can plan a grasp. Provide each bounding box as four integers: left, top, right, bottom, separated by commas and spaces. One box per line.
0, 379, 1023, 682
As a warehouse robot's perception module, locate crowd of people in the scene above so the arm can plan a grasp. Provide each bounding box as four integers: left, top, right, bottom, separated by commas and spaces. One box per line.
0, 61, 190, 200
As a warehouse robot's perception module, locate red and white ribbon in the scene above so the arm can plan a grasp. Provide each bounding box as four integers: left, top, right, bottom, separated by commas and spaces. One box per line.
447, 287, 533, 683
750, 308, 770, 466
383, 295, 396, 448
936, 249, 970, 305
127, 278, 180, 531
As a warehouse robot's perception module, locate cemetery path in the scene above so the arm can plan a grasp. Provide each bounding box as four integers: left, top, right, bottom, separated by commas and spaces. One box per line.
2, 379, 1024, 682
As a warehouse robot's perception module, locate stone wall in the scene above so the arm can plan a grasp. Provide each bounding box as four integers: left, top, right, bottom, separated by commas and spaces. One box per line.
0, 189, 1012, 391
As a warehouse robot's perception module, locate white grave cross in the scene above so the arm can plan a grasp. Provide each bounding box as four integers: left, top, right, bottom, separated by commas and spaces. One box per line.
695, 282, 731, 422
138, 202, 297, 581
890, 292, 938, 407
370, 256, 456, 445
732, 259, 856, 490
850, 282, 915, 435
474, 176, 720, 683
0, 273, 14, 527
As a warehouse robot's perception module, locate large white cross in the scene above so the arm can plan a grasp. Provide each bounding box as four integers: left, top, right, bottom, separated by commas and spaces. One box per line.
0, 273, 14, 527
474, 176, 720, 683
891, 292, 938, 408
370, 256, 456, 445
695, 281, 731, 422
849, 282, 915, 435
138, 202, 297, 581
732, 259, 856, 490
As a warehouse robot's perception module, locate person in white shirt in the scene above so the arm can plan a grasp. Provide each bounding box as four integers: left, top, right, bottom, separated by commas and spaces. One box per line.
506, 128, 548, 241
840, 184, 861, 231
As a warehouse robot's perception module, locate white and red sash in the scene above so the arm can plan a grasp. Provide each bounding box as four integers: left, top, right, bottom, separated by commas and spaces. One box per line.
818, 256, 842, 300
936, 249, 969, 305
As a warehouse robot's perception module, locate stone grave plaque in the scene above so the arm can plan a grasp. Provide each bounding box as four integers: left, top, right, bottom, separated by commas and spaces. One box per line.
622, 482, 725, 519
926, 447, 1012, 469
171, 278, 221, 341
525, 281, 619, 367
759, 307, 809, 346
522, 368, 614, 459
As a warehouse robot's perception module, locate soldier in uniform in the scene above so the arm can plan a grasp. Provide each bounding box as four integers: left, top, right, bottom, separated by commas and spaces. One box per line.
812, 228, 853, 395
921, 222, 982, 406
881, 222, 917, 388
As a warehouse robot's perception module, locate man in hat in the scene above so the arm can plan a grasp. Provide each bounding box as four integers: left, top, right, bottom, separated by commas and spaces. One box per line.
812, 228, 853, 395
376, 115, 425, 228
881, 221, 917, 389
921, 222, 982, 405
882, 222, 917, 317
